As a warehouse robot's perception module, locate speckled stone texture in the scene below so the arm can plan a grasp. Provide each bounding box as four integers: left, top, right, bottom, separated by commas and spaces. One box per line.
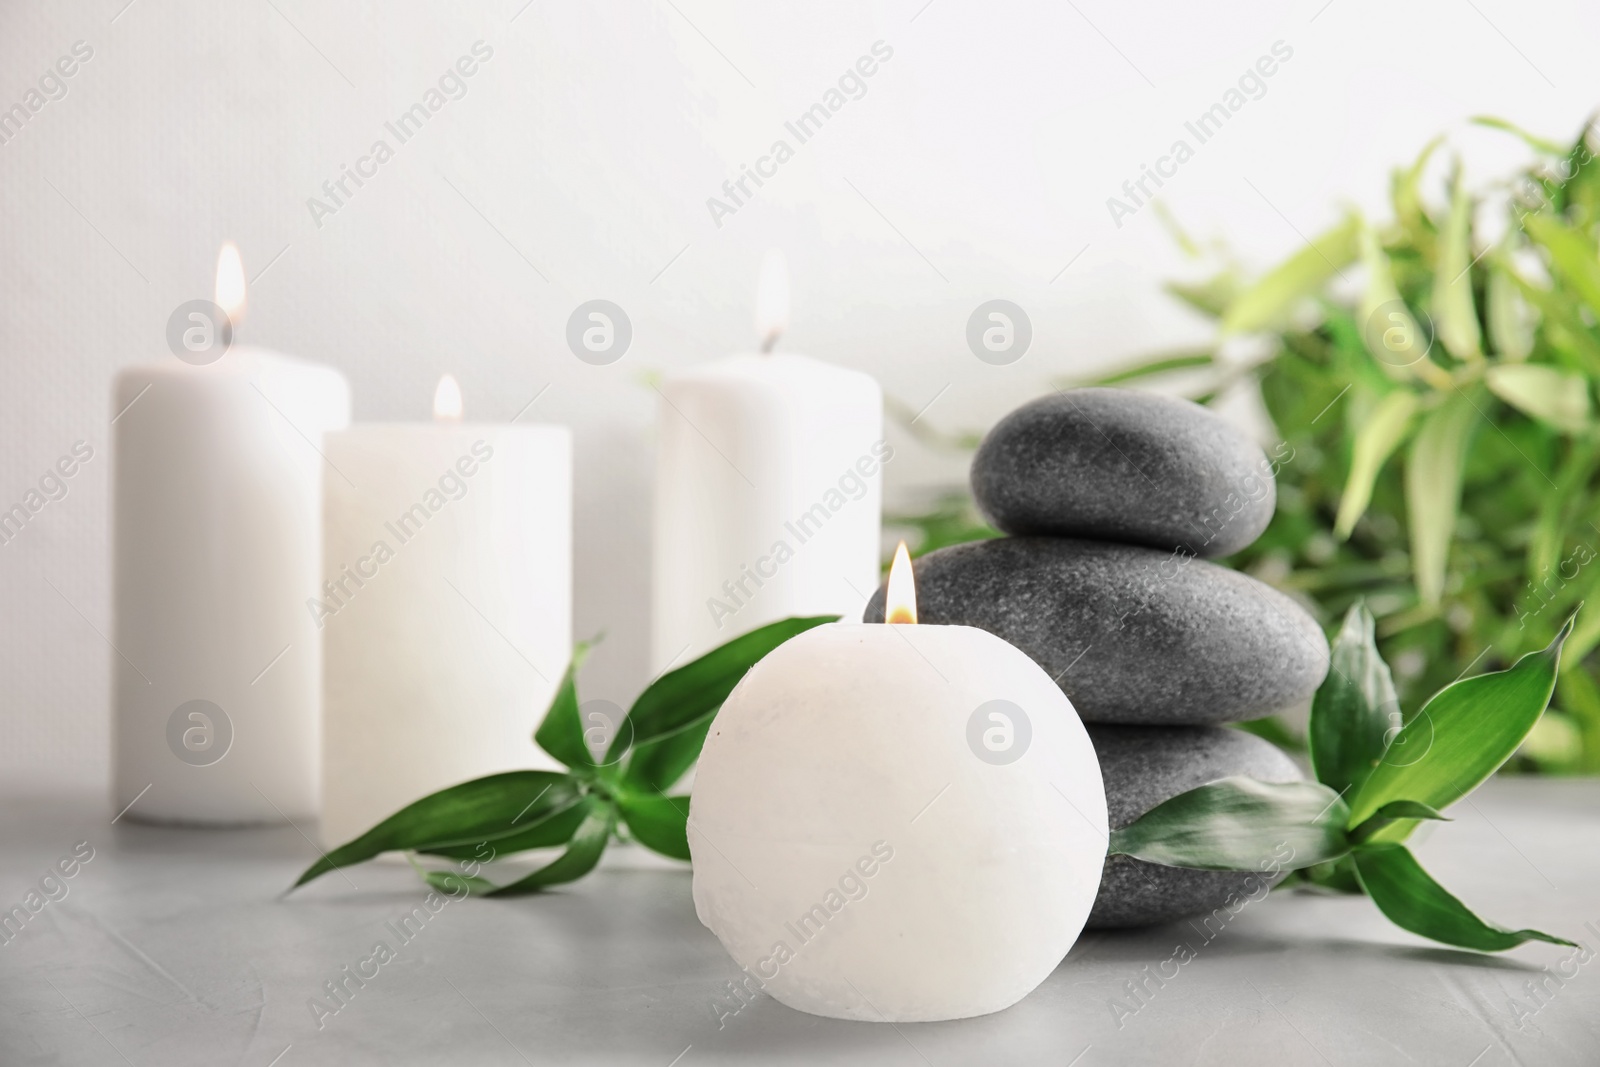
970, 389, 1277, 558
1086, 725, 1302, 928
863, 537, 1328, 725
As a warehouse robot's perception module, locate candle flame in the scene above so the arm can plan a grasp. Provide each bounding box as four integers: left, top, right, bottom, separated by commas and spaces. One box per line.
433, 375, 463, 421
885, 541, 917, 624
755, 248, 789, 353
215, 242, 247, 327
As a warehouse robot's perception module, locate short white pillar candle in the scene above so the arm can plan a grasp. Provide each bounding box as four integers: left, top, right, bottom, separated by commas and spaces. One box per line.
317, 377, 571, 847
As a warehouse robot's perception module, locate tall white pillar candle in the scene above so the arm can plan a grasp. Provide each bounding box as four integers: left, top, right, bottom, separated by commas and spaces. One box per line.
112, 246, 350, 824
319, 379, 572, 847
652, 254, 884, 669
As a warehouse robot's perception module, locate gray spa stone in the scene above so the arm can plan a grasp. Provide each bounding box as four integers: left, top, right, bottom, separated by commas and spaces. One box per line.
970, 389, 1278, 558
863, 537, 1328, 725
1086, 724, 1302, 928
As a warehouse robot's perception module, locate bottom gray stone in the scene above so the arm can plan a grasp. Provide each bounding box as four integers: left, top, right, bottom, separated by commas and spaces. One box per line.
1087, 724, 1302, 929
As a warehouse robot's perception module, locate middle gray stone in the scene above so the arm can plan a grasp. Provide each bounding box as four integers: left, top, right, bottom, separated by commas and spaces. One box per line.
863, 537, 1328, 725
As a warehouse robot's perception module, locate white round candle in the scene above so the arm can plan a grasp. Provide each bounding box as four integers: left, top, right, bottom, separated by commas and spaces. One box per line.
111, 347, 350, 824
318, 381, 572, 847
689, 619, 1108, 1021
652, 253, 884, 670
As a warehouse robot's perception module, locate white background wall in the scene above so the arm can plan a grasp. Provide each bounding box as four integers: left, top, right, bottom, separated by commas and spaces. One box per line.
2, 0, 1596, 789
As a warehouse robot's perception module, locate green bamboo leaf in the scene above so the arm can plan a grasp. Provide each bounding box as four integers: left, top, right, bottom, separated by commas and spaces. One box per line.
1487, 267, 1536, 361
1565, 600, 1600, 669
616, 792, 691, 860
621, 718, 714, 795
1348, 800, 1449, 844
1221, 215, 1361, 335
1325, 306, 1408, 402
612, 616, 837, 764
1498, 262, 1600, 372
1154, 202, 1205, 258
1523, 214, 1600, 317
1392, 135, 1444, 243
1557, 115, 1600, 221
1335, 391, 1419, 539
1298, 854, 1365, 895
1405, 392, 1481, 606
290, 771, 581, 889
1164, 275, 1239, 319
422, 870, 498, 897
1356, 225, 1437, 380
1555, 667, 1600, 774
485, 802, 616, 897
1353, 845, 1573, 950
1432, 167, 1484, 361
418, 800, 591, 861
1486, 363, 1590, 433
1347, 616, 1571, 834
1076, 351, 1215, 387
403, 853, 499, 897
1528, 442, 1600, 584
1310, 603, 1401, 795
534, 642, 596, 771
1470, 116, 1568, 155
1107, 777, 1351, 872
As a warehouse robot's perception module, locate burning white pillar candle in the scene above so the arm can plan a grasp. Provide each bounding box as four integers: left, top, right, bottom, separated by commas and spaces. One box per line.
689, 544, 1108, 1021
318, 378, 571, 847
652, 251, 885, 670
112, 244, 351, 824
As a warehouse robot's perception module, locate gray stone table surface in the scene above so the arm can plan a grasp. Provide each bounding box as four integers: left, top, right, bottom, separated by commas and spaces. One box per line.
3, 779, 1598, 1066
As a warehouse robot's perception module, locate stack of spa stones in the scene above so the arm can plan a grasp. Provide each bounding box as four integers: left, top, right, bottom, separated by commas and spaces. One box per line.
867, 388, 1329, 927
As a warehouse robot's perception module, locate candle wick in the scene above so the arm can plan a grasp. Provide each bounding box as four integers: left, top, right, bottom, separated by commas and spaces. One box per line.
760, 329, 782, 354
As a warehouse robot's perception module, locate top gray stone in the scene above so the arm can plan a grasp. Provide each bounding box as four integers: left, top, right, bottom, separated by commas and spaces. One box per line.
971, 388, 1278, 558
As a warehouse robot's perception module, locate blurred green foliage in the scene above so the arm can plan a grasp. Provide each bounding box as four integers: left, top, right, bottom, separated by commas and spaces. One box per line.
893, 117, 1600, 774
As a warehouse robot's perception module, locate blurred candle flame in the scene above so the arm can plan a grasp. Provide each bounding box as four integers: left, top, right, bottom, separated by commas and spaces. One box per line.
433, 375, 463, 421
215, 242, 247, 328
755, 249, 789, 353
885, 541, 917, 625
